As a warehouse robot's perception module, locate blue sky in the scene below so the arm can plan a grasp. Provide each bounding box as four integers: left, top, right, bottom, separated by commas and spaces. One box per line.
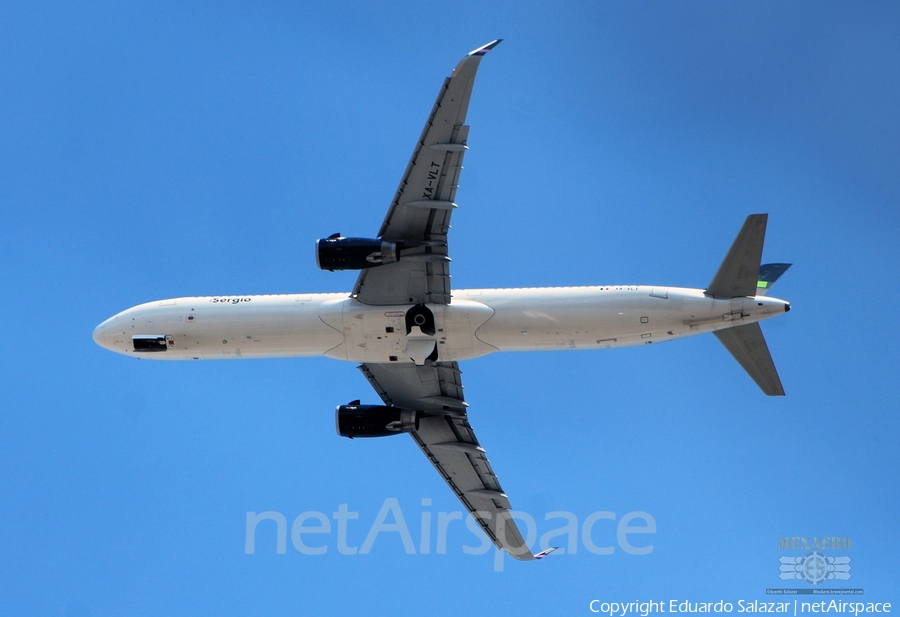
2, 1, 898, 615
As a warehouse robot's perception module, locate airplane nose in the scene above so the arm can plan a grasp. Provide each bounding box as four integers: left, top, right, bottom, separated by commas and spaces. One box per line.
92, 322, 108, 348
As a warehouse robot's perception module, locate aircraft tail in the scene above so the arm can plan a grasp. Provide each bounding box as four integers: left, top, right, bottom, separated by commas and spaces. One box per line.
706, 214, 789, 396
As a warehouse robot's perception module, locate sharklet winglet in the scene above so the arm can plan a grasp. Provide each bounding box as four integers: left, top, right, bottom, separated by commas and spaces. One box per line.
469, 39, 503, 57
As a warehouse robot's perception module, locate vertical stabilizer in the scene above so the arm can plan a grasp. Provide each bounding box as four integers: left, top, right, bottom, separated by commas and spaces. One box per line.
757, 263, 792, 296
706, 214, 768, 298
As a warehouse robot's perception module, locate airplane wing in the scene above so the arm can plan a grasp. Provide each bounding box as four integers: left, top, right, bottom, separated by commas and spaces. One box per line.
352, 42, 551, 561
359, 361, 550, 561
352, 40, 502, 306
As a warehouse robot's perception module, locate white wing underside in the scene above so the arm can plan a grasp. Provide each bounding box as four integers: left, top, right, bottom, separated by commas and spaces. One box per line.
359, 361, 538, 560
351, 42, 496, 306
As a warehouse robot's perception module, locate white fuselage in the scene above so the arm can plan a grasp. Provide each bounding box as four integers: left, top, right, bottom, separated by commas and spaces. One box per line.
92, 286, 790, 362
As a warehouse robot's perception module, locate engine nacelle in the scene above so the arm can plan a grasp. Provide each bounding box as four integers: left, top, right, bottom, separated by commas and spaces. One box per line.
335, 404, 420, 438
316, 235, 398, 271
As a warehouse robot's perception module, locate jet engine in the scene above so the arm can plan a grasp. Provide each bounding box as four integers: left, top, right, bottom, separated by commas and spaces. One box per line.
316, 234, 398, 271
335, 403, 420, 438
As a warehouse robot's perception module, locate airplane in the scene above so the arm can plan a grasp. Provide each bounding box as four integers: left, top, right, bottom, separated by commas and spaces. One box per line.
92, 40, 791, 561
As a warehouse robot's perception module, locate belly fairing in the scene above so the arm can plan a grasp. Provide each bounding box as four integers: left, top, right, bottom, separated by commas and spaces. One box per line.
323, 298, 496, 363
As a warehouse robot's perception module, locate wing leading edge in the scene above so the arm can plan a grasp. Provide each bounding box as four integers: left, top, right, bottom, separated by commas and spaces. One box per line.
353, 40, 502, 306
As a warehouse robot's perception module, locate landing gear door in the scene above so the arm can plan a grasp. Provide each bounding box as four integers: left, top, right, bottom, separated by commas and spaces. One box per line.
132, 335, 168, 352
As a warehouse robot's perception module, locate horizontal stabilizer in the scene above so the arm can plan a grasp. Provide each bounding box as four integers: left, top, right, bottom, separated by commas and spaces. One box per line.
714, 323, 785, 396
706, 214, 768, 298
757, 263, 792, 295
